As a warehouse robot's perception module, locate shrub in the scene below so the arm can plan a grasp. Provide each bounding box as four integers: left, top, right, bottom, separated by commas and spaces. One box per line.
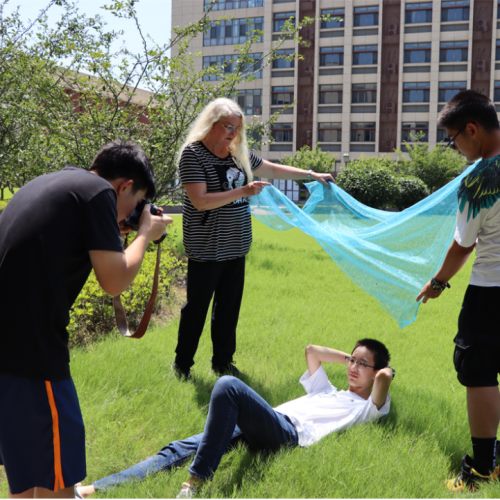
395, 176, 430, 210
68, 241, 185, 347
336, 161, 399, 209
396, 132, 467, 192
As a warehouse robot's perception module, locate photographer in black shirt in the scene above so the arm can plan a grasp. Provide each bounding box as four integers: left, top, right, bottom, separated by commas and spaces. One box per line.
0, 140, 171, 498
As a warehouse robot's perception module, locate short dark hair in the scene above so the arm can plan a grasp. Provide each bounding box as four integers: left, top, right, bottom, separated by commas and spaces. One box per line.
353, 338, 390, 370
90, 140, 156, 198
438, 90, 500, 132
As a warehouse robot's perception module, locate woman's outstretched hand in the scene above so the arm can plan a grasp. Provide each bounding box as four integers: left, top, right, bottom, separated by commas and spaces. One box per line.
242, 181, 271, 197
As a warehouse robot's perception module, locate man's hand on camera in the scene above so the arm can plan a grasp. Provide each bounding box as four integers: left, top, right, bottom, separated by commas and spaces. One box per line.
138, 204, 172, 242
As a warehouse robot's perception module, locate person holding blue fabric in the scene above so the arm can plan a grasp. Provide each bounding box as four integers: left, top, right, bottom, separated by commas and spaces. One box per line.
75, 339, 393, 498
417, 90, 500, 491
173, 98, 334, 380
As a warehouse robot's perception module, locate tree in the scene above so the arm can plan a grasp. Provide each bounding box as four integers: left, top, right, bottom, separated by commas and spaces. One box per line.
0, 0, 316, 202
395, 131, 467, 192
280, 144, 337, 192
0, 1, 68, 195
336, 155, 399, 209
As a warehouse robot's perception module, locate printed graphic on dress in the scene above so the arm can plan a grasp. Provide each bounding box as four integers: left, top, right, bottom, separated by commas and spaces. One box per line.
222, 167, 249, 204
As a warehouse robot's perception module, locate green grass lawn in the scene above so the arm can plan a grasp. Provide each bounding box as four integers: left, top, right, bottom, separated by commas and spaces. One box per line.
1, 215, 495, 498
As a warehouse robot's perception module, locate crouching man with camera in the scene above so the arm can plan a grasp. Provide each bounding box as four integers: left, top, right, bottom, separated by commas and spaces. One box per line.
0, 140, 171, 498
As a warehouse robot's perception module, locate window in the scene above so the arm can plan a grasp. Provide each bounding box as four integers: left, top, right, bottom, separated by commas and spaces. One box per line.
204, 17, 264, 46
319, 47, 344, 66
440, 41, 468, 62
318, 123, 342, 142
272, 49, 295, 68
204, 0, 264, 10
236, 89, 262, 115
273, 12, 295, 32
403, 82, 430, 102
271, 123, 293, 142
247, 128, 262, 150
272, 86, 294, 105
495, 81, 500, 101
437, 128, 449, 142
353, 6, 379, 26
203, 53, 263, 80
496, 40, 500, 60
272, 179, 300, 201
404, 42, 431, 63
353, 45, 378, 65
321, 8, 345, 29
351, 83, 377, 103
402, 122, 429, 142
441, 0, 470, 22
405, 3, 432, 23
319, 84, 343, 104
438, 81, 466, 101
351, 122, 376, 142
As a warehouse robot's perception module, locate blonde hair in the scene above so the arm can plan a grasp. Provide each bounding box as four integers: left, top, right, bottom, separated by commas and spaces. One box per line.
178, 98, 253, 182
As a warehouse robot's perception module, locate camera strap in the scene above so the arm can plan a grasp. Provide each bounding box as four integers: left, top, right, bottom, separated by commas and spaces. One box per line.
112, 243, 162, 339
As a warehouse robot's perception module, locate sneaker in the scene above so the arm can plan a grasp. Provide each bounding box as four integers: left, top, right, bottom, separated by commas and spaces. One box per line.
176, 482, 197, 498
446, 454, 500, 492
211, 360, 242, 377
173, 363, 192, 381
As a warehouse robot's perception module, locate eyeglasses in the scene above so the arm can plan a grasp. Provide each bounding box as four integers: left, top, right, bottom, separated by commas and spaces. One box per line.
446, 122, 475, 150
220, 123, 240, 134
345, 355, 375, 372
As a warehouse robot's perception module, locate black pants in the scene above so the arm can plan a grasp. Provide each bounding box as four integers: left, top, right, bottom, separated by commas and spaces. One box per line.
175, 256, 245, 369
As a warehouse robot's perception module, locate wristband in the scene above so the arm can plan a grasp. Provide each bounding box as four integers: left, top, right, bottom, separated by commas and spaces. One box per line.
307, 169, 313, 180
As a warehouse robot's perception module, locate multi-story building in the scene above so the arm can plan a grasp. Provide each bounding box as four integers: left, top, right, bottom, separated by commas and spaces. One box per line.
172, 0, 495, 199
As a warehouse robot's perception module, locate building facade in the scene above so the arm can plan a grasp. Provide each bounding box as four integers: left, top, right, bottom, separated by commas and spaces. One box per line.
172, 0, 496, 198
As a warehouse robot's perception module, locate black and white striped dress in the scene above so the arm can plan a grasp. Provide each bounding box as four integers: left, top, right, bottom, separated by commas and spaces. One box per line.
179, 141, 263, 262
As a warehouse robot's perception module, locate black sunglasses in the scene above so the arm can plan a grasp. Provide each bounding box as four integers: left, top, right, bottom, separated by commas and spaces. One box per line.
446, 122, 475, 150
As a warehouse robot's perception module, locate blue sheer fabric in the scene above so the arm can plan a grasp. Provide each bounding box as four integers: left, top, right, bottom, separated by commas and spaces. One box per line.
250, 162, 478, 328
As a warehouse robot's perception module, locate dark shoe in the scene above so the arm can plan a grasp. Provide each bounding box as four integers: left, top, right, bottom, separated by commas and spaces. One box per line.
446, 454, 500, 491
211, 360, 242, 377
173, 363, 192, 381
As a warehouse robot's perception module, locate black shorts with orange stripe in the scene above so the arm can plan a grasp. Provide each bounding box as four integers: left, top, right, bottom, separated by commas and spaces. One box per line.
0, 373, 86, 494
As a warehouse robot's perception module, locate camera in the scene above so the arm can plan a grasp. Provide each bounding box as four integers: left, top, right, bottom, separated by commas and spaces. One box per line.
124, 200, 167, 244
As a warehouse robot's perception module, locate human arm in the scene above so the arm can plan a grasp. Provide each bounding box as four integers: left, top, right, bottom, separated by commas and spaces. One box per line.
184, 181, 270, 211
371, 367, 393, 410
416, 239, 475, 303
90, 208, 172, 296
256, 159, 334, 186
305, 344, 350, 376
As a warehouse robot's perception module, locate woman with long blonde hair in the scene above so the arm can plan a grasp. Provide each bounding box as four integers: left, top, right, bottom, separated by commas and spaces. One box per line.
173, 98, 333, 380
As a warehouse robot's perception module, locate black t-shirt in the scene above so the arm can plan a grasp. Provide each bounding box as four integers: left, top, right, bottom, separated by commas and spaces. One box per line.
0, 167, 123, 380
179, 141, 263, 261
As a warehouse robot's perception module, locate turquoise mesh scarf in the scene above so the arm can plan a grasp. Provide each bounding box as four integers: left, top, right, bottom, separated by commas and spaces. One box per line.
250, 161, 481, 328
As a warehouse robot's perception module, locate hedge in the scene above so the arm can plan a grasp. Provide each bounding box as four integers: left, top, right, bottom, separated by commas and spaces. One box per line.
68, 240, 185, 347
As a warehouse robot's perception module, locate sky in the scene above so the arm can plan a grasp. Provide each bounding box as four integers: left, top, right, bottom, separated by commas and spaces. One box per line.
5, 0, 172, 66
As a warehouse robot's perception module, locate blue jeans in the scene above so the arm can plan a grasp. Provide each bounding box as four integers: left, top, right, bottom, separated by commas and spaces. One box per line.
93, 376, 298, 491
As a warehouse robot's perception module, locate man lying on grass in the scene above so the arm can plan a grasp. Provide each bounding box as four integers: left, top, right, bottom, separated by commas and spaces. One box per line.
76, 338, 394, 499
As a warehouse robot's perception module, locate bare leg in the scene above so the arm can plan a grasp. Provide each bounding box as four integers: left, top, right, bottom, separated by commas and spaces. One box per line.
8, 486, 74, 499
76, 484, 95, 499
9, 488, 34, 498
467, 387, 500, 437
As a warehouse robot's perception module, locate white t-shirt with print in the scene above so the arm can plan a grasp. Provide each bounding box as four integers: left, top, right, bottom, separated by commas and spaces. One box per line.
274, 365, 391, 447
454, 198, 500, 286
